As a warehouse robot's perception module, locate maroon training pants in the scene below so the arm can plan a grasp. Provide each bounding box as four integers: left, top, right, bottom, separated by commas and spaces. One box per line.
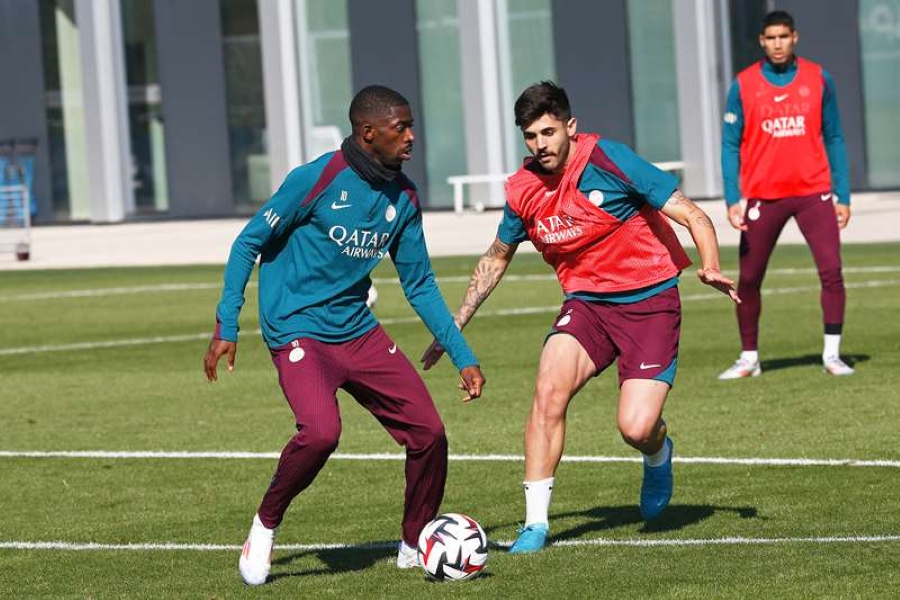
736, 191, 845, 350
257, 325, 447, 546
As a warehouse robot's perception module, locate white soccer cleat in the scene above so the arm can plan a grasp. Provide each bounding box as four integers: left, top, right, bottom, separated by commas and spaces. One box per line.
239, 514, 276, 586
823, 356, 855, 376
718, 357, 761, 380
396, 540, 419, 569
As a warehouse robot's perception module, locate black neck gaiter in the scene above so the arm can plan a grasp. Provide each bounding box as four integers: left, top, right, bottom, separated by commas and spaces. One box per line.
340, 137, 400, 186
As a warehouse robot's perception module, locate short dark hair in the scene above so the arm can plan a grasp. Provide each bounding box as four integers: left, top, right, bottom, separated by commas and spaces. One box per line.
761, 10, 795, 33
348, 85, 409, 128
514, 81, 571, 128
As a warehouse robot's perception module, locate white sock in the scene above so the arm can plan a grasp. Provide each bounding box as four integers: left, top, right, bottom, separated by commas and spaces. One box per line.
740, 350, 759, 364
823, 334, 841, 360
398, 540, 416, 554
252, 514, 276, 537
643, 439, 671, 467
523, 477, 554, 527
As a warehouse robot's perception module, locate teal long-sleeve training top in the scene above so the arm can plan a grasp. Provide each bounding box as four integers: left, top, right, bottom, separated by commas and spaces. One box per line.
215, 150, 478, 371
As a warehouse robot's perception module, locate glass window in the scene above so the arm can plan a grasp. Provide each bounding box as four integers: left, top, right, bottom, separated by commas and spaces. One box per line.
300, 0, 352, 158
727, 0, 769, 74
627, 0, 680, 162
859, 0, 900, 187
415, 0, 465, 208
502, 0, 556, 171
121, 0, 168, 214
38, 0, 90, 221
220, 0, 267, 210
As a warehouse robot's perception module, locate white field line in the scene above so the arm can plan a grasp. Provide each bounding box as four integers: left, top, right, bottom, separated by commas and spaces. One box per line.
0, 332, 214, 355
1, 450, 898, 468
2, 265, 898, 302
3, 278, 900, 357
680, 277, 900, 301
2, 535, 899, 553
0, 282, 226, 302
545, 535, 900, 549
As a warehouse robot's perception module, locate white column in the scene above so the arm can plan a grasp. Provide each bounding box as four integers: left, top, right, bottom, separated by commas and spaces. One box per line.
74, 0, 132, 222
672, 0, 724, 198
717, 0, 735, 99
55, 1, 91, 220
494, 0, 519, 172
258, 0, 305, 193
457, 0, 506, 209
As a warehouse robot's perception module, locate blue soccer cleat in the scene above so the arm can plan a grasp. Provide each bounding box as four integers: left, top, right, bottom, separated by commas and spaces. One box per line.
640, 437, 674, 520
508, 523, 549, 554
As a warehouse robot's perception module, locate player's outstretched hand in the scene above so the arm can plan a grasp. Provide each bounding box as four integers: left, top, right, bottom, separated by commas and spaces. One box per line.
458, 365, 485, 403
727, 203, 748, 231
697, 268, 741, 304
204, 338, 237, 382
421, 338, 446, 370
835, 203, 851, 230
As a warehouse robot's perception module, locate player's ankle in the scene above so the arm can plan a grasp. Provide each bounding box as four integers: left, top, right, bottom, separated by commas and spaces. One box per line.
523, 477, 554, 526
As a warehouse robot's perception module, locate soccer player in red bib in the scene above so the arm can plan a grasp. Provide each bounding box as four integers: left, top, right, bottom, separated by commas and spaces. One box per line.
421, 82, 739, 553
719, 10, 854, 379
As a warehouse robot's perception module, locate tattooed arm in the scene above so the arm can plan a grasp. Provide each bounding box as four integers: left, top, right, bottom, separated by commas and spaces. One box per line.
421, 236, 518, 369
455, 237, 518, 328
661, 190, 740, 303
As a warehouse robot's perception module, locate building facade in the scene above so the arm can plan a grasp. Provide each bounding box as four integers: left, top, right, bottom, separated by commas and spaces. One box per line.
0, 0, 898, 223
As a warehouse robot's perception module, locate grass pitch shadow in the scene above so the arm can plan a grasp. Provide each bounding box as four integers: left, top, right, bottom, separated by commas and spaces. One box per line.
760, 353, 869, 373
268, 542, 396, 580
549, 503, 758, 540
268, 543, 498, 582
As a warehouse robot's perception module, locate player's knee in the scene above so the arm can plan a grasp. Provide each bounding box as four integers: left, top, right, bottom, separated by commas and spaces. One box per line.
738, 274, 763, 290
425, 420, 447, 443
297, 423, 341, 456
532, 380, 569, 419
617, 419, 655, 448
411, 420, 447, 451
819, 268, 844, 291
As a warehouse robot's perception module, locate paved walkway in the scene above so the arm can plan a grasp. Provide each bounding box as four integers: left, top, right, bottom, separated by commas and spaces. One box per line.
1, 191, 898, 270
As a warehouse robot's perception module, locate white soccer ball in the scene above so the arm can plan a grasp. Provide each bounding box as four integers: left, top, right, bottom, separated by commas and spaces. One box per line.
417, 513, 488, 581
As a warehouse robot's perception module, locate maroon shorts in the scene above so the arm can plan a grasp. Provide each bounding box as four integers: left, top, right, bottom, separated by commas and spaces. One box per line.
548, 287, 681, 386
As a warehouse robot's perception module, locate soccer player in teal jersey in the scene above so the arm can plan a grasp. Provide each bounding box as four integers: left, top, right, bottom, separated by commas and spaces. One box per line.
204, 85, 485, 585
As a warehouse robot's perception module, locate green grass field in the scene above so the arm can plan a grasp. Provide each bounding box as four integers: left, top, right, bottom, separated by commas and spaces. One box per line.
1, 242, 899, 598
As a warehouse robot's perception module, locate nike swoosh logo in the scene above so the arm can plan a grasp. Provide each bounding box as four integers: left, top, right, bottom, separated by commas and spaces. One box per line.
388, 344, 397, 354
774, 94, 789, 102
544, 189, 557, 197
821, 193, 832, 201
639, 362, 662, 370
331, 202, 351, 210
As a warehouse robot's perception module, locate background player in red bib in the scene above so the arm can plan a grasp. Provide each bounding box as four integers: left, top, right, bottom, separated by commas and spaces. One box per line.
421, 82, 739, 553
719, 10, 855, 379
